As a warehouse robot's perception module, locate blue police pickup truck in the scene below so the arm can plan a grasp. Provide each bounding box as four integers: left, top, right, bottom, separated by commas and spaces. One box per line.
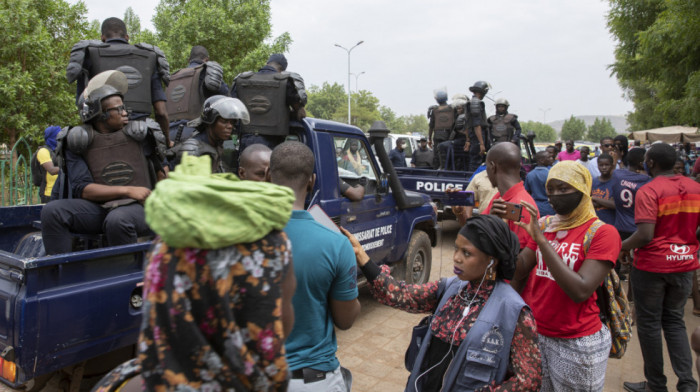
393, 131, 538, 218
0, 118, 438, 390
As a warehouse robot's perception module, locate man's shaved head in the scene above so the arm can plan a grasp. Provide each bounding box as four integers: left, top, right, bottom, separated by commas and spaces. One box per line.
269, 141, 314, 190
486, 142, 522, 189
486, 142, 522, 171
238, 144, 271, 182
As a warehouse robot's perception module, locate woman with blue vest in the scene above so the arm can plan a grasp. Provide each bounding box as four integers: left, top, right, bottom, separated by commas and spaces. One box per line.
341, 215, 541, 391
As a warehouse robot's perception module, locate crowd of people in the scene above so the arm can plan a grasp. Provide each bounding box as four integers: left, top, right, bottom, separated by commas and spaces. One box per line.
23, 15, 700, 392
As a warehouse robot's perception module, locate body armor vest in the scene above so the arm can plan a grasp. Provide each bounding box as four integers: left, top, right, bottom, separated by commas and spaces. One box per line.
83, 129, 152, 190
489, 113, 516, 142
166, 65, 205, 121
433, 105, 455, 131
87, 44, 156, 114
413, 148, 433, 168
236, 72, 290, 136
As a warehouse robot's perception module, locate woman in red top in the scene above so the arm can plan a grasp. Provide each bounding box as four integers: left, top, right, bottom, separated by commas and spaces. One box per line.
511, 161, 622, 392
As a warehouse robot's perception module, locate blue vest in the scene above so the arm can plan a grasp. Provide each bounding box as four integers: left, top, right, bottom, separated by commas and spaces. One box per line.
405, 278, 527, 392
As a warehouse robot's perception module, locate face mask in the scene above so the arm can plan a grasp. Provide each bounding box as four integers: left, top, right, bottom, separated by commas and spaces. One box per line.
548, 191, 584, 216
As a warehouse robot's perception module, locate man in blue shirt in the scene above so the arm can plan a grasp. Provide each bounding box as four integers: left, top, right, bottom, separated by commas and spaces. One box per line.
269, 141, 360, 391
389, 138, 407, 167
591, 153, 616, 225
524, 151, 555, 216
612, 148, 651, 240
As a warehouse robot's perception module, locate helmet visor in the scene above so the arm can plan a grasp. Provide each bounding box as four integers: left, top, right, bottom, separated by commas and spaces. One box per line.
212, 97, 251, 124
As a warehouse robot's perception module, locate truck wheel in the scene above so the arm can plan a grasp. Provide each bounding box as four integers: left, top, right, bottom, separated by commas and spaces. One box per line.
392, 230, 432, 284
23, 373, 53, 392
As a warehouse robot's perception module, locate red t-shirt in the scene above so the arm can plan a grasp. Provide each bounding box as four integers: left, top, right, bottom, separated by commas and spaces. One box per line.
523, 218, 621, 338
634, 175, 700, 273
483, 182, 540, 250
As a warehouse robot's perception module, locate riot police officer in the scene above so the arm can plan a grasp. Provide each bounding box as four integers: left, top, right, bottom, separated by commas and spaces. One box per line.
66, 17, 171, 146
231, 54, 307, 152
465, 81, 490, 172
487, 98, 522, 145
427, 88, 455, 169
166, 46, 229, 143
41, 71, 167, 255
436, 94, 469, 170
174, 95, 250, 173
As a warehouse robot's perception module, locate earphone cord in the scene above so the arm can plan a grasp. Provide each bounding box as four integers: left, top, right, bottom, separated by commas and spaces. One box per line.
413, 264, 491, 391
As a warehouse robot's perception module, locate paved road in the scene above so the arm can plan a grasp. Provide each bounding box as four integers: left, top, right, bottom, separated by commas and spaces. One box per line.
336, 220, 700, 391
3, 219, 699, 391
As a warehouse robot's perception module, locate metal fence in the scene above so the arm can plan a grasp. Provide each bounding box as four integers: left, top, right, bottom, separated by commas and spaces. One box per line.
1, 137, 40, 206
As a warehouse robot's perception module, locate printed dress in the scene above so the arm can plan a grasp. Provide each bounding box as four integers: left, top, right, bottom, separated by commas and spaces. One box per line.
93, 231, 292, 392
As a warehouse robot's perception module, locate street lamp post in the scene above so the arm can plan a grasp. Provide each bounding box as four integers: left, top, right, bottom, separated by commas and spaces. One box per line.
334, 41, 364, 124
539, 108, 552, 123
351, 71, 365, 93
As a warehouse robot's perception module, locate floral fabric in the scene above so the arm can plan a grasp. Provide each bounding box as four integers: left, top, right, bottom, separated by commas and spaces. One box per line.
93, 231, 292, 392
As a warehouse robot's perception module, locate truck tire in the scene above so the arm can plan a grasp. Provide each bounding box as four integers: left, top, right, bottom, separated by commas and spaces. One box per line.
392, 230, 431, 284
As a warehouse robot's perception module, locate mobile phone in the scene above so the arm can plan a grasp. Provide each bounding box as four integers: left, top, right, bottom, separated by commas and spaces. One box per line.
445, 190, 476, 207
500, 202, 523, 222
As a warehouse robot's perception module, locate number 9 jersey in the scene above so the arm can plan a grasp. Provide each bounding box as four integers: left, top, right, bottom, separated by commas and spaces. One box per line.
611, 168, 651, 235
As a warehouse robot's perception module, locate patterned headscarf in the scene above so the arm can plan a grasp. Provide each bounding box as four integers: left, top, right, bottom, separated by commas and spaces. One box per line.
544, 161, 597, 232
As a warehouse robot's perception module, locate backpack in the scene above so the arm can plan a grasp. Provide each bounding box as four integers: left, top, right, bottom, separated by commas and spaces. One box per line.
541, 216, 632, 359
30, 146, 50, 187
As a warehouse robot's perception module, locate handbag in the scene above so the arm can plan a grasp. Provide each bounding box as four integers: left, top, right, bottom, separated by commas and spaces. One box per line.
404, 278, 447, 371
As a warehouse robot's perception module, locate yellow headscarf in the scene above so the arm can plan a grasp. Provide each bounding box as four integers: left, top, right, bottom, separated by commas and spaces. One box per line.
544, 161, 597, 232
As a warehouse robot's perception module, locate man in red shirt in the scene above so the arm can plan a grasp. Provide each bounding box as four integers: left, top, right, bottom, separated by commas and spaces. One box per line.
483, 142, 540, 250
620, 143, 700, 392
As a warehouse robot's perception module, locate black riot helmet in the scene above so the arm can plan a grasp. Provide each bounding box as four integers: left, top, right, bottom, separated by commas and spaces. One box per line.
192, 95, 251, 127
79, 85, 124, 123
469, 81, 490, 95
79, 70, 129, 123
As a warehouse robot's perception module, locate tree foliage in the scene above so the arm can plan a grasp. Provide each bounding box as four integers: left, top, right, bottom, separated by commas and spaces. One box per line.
153, 0, 291, 79
586, 117, 617, 142
333, 90, 382, 131
0, 0, 91, 148
306, 82, 346, 121
607, 0, 700, 130
560, 116, 587, 141
520, 121, 557, 143
123, 7, 157, 44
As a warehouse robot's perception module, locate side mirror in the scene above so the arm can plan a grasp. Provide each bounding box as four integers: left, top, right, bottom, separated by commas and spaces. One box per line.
377, 173, 389, 195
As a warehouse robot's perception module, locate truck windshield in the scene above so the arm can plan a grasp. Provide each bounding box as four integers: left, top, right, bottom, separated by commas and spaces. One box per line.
335, 137, 377, 181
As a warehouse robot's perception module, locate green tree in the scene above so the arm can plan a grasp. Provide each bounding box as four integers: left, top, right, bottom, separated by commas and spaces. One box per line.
334, 90, 382, 131
0, 0, 91, 148
396, 114, 429, 136
520, 121, 556, 143
306, 82, 346, 121
560, 116, 587, 141
153, 0, 291, 78
123, 7, 157, 44
607, 0, 700, 129
586, 117, 618, 142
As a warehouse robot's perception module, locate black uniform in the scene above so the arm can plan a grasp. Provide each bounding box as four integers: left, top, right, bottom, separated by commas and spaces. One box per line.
232, 65, 305, 151
428, 104, 456, 169
466, 97, 489, 172
487, 113, 522, 145
41, 123, 162, 254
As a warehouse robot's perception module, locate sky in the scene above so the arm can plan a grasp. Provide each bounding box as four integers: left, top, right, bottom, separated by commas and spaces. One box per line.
71, 0, 633, 125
